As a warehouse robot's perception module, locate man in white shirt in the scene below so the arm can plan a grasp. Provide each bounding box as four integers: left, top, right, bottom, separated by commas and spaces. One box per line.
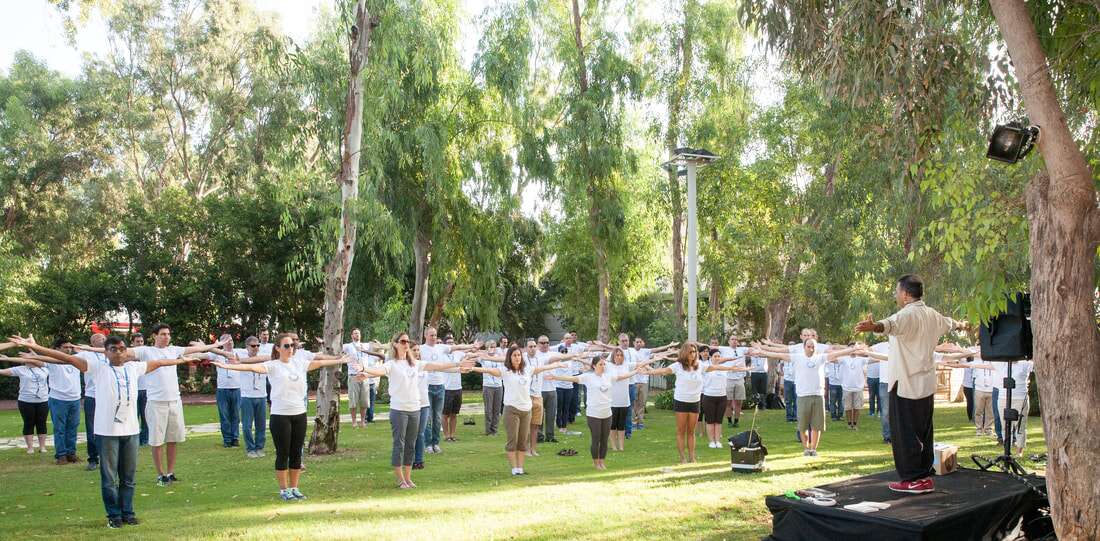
342, 328, 371, 428
14, 334, 198, 529
855, 274, 965, 494
866, 344, 882, 418
419, 327, 478, 453
211, 333, 242, 448
629, 336, 676, 429
441, 338, 467, 442
77, 333, 109, 471
131, 333, 150, 446
132, 324, 227, 486
718, 337, 749, 427
237, 336, 268, 458
480, 339, 505, 436
554, 333, 580, 434
838, 344, 878, 430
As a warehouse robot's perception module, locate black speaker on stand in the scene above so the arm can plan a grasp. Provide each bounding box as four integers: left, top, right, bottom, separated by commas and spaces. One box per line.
974, 293, 1031, 475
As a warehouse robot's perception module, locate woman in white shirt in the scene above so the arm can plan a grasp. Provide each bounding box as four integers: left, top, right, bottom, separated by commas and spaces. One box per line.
548, 353, 639, 470
465, 346, 565, 475
212, 333, 353, 501
645, 343, 751, 463
0, 354, 50, 453
596, 347, 665, 451
702, 348, 750, 449
354, 333, 461, 488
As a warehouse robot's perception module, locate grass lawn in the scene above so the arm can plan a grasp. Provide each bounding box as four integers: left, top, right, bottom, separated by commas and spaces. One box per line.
0, 396, 1044, 540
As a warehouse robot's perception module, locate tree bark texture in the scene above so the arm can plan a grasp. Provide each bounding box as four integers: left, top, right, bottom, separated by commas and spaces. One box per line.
308, 0, 372, 455
990, 1, 1100, 538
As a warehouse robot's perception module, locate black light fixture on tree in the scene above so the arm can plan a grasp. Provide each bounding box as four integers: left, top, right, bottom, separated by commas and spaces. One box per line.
986, 121, 1041, 164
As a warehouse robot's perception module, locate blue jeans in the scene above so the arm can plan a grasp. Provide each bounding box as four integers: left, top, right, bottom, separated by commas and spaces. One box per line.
240, 396, 267, 452
427, 385, 445, 447
414, 406, 430, 464
99, 434, 138, 520
84, 396, 100, 464
555, 387, 572, 429
828, 384, 843, 419
570, 383, 581, 422
867, 377, 881, 415
879, 382, 891, 440
367, 384, 377, 422
992, 388, 1004, 440
625, 384, 636, 437
49, 398, 80, 459
137, 390, 149, 446
216, 388, 242, 446
783, 380, 797, 421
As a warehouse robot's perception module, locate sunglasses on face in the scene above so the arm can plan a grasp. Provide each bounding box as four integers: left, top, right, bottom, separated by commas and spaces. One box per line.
538, 341, 549, 344
397, 339, 409, 344
247, 344, 259, 348
279, 343, 296, 350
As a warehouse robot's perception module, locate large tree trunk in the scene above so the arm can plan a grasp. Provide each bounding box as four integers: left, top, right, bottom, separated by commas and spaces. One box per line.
764, 256, 800, 390
667, 6, 693, 325
989, 2, 1100, 538
308, 0, 372, 455
427, 279, 456, 329
408, 224, 432, 342
572, 0, 611, 343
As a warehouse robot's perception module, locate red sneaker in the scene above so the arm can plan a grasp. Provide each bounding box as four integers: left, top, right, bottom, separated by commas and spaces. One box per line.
889, 478, 934, 494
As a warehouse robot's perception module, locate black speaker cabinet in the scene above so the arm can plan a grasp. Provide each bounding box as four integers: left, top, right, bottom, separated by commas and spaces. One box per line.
979, 293, 1032, 361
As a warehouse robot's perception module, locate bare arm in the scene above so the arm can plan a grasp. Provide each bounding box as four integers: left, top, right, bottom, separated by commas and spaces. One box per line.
146, 357, 200, 374
465, 366, 503, 378
546, 374, 581, 384
210, 360, 267, 374
0, 356, 46, 367
9, 337, 88, 371
181, 339, 231, 356
749, 348, 791, 361
533, 361, 566, 375
824, 347, 861, 363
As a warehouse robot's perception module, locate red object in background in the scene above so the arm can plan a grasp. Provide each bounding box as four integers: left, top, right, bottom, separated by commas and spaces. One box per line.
88, 322, 141, 336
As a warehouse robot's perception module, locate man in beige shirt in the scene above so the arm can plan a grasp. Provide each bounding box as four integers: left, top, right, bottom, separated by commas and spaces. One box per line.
855, 274, 965, 495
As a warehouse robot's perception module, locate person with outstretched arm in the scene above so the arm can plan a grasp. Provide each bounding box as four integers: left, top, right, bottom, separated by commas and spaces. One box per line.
211, 332, 355, 499
854, 274, 966, 494
10, 334, 200, 529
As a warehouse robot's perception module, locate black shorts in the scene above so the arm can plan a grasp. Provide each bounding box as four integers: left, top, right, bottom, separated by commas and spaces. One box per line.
673, 399, 700, 413
610, 406, 630, 430
443, 390, 463, 415
701, 395, 728, 424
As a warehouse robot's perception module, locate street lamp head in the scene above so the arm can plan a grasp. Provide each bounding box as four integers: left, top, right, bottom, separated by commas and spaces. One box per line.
671, 147, 720, 164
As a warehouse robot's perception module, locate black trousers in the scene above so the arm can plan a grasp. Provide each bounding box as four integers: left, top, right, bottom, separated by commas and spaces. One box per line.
270, 413, 307, 471
888, 384, 934, 481
963, 386, 975, 421
18, 400, 49, 435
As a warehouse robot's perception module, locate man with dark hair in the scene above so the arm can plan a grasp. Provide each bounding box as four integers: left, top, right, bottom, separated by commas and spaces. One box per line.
11, 334, 199, 529
131, 324, 227, 486
855, 274, 966, 494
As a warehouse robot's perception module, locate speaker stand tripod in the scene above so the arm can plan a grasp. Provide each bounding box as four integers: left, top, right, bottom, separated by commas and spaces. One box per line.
973, 359, 1027, 476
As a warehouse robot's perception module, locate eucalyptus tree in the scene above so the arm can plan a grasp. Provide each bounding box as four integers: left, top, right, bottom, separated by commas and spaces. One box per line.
741, 1, 1100, 535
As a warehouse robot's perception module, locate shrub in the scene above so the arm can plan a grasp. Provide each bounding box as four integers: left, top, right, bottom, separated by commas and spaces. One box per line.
654, 390, 675, 410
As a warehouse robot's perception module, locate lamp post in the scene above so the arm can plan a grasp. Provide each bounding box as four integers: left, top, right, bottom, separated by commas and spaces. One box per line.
663, 147, 720, 342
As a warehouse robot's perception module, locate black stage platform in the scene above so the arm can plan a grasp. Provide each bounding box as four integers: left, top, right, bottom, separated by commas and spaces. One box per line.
764, 469, 1047, 541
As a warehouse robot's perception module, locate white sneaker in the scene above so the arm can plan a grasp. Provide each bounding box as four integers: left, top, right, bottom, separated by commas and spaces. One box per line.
425, 447, 436, 454
432, 445, 442, 453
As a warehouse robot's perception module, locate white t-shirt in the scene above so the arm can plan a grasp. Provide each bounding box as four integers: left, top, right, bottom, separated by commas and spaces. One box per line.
342, 343, 366, 376
717, 347, 747, 382
481, 358, 503, 387
239, 362, 269, 399
264, 357, 311, 416
749, 355, 768, 373
45, 363, 81, 401
444, 352, 464, 391
77, 351, 108, 397
420, 343, 452, 386
629, 347, 652, 384
212, 351, 241, 390
383, 359, 422, 412
792, 351, 828, 397
532, 351, 556, 394
608, 360, 634, 407
871, 342, 891, 384
258, 343, 274, 357
670, 361, 707, 403
11, 365, 49, 402
703, 360, 735, 397
995, 361, 1033, 401
580, 372, 613, 419
839, 357, 867, 391
90, 361, 147, 437
501, 365, 534, 411
134, 346, 185, 401
866, 357, 881, 379
825, 361, 842, 386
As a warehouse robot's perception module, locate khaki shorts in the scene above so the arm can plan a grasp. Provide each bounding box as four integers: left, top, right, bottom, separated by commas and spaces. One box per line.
147, 399, 186, 446
843, 390, 863, 411
347, 379, 370, 409
797, 395, 825, 432
726, 380, 747, 401
529, 395, 544, 426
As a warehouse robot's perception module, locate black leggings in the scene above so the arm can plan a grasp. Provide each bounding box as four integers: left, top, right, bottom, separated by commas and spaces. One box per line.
587, 415, 611, 459
18, 400, 48, 436
270, 413, 307, 471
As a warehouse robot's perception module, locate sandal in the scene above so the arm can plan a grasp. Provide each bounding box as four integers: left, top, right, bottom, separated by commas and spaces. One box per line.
557, 449, 578, 457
